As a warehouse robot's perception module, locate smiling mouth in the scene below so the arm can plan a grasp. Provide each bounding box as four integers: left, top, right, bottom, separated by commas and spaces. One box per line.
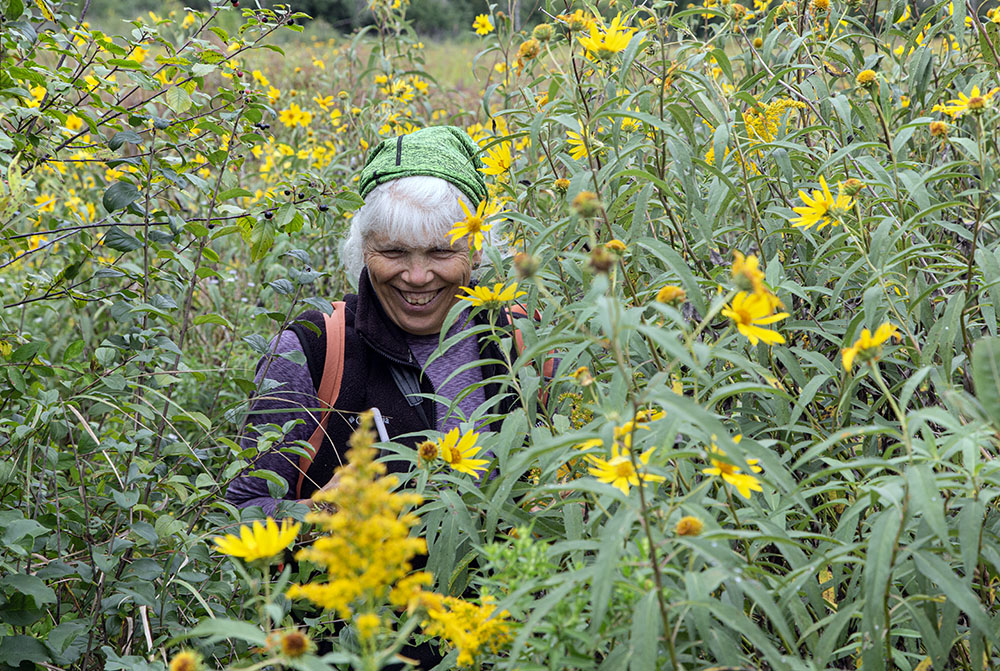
398, 288, 442, 307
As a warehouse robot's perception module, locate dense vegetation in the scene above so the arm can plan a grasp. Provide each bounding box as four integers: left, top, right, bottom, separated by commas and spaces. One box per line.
2, 0, 1000, 669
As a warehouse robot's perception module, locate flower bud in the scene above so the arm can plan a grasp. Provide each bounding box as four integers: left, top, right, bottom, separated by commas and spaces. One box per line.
513, 252, 539, 278
588, 245, 615, 273
571, 190, 601, 218
532, 23, 553, 42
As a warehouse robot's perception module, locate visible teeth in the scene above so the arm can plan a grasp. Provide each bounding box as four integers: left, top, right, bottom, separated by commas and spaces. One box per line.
401, 290, 437, 306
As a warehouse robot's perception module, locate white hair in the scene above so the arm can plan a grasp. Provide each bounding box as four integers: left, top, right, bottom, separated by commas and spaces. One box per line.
342, 175, 493, 282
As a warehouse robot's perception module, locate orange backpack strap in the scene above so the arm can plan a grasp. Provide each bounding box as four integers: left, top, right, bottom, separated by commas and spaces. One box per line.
507, 304, 556, 403
295, 301, 346, 500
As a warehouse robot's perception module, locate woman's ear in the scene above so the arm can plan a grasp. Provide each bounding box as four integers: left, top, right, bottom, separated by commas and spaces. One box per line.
471, 248, 483, 267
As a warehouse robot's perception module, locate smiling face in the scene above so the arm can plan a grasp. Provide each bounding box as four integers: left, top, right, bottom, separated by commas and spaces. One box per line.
364, 233, 481, 335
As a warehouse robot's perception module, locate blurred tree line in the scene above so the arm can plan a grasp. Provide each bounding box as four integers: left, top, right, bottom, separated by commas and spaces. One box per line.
68, 0, 549, 36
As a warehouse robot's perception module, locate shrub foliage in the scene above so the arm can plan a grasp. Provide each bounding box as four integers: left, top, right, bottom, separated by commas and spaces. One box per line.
1, 0, 1000, 669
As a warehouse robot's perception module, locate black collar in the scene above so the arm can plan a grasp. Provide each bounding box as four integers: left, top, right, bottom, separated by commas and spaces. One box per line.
353, 268, 511, 365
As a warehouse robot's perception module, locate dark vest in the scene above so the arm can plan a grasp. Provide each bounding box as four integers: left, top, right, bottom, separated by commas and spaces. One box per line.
287, 268, 518, 499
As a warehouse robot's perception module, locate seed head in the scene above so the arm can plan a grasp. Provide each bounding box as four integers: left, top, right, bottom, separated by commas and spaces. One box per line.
417, 440, 438, 462
280, 630, 311, 658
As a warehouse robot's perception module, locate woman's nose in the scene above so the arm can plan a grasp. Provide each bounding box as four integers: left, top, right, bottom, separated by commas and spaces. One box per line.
402, 256, 432, 285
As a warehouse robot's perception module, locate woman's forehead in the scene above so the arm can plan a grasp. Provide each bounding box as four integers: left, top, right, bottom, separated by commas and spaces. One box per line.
366, 232, 468, 252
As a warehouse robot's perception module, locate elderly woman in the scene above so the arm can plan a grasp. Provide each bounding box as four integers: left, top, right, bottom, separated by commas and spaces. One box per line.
226, 127, 519, 515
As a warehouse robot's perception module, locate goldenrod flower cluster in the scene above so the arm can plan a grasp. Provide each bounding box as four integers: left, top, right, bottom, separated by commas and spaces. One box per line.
287, 413, 427, 619
285, 416, 512, 667
419, 593, 512, 668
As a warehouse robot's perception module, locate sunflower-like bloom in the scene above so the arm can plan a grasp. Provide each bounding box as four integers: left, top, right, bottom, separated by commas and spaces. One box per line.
587, 445, 664, 495
213, 518, 300, 563
939, 85, 998, 117
702, 437, 763, 499
479, 142, 513, 177
731, 251, 765, 294
790, 175, 853, 231
841, 322, 901, 371
722, 291, 789, 346
438, 427, 490, 478
566, 125, 593, 160
456, 282, 525, 308
578, 12, 638, 59
448, 199, 494, 251
472, 13, 494, 35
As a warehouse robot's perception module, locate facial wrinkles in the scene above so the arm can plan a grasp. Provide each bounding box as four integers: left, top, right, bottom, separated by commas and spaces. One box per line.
363, 234, 477, 335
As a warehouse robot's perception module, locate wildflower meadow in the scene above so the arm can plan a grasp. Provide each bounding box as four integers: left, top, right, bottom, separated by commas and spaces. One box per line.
3, 0, 1000, 669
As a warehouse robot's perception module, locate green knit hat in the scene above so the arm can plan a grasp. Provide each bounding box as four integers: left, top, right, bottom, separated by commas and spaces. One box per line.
358, 126, 488, 206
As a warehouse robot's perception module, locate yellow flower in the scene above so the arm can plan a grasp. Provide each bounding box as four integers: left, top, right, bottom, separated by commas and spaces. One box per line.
605, 239, 627, 255
212, 518, 300, 563
437, 428, 490, 479
448, 199, 494, 251
587, 446, 664, 495
355, 612, 380, 641
313, 94, 334, 111
855, 69, 877, 86
702, 437, 763, 499
656, 284, 686, 305
278, 102, 309, 128
566, 125, 592, 160
722, 291, 789, 346
422, 594, 511, 668
578, 12, 637, 59
128, 46, 148, 64
675, 515, 704, 536
841, 322, 901, 371
473, 13, 494, 35
288, 414, 427, 619
731, 251, 765, 294
168, 650, 202, 671
418, 440, 439, 462
480, 142, 512, 177
940, 85, 999, 117
456, 282, 526, 309
790, 175, 854, 231
929, 120, 949, 137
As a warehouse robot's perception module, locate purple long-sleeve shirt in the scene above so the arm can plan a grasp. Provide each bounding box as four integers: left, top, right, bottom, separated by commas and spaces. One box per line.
231, 311, 485, 516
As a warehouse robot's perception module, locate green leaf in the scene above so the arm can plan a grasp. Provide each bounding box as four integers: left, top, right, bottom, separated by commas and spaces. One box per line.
10, 341, 43, 362
165, 86, 192, 114
2, 574, 56, 606
193, 313, 234, 329
0, 635, 50, 667
108, 129, 144, 150
102, 182, 140, 213
3, 0, 25, 20
913, 552, 998, 643
628, 590, 659, 671
182, 617, 269, 646
103, 226, 142, 252
971, 336, 1000, 425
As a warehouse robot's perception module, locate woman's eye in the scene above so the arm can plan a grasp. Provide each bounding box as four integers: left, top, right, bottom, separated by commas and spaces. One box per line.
430, 249, 456, 257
